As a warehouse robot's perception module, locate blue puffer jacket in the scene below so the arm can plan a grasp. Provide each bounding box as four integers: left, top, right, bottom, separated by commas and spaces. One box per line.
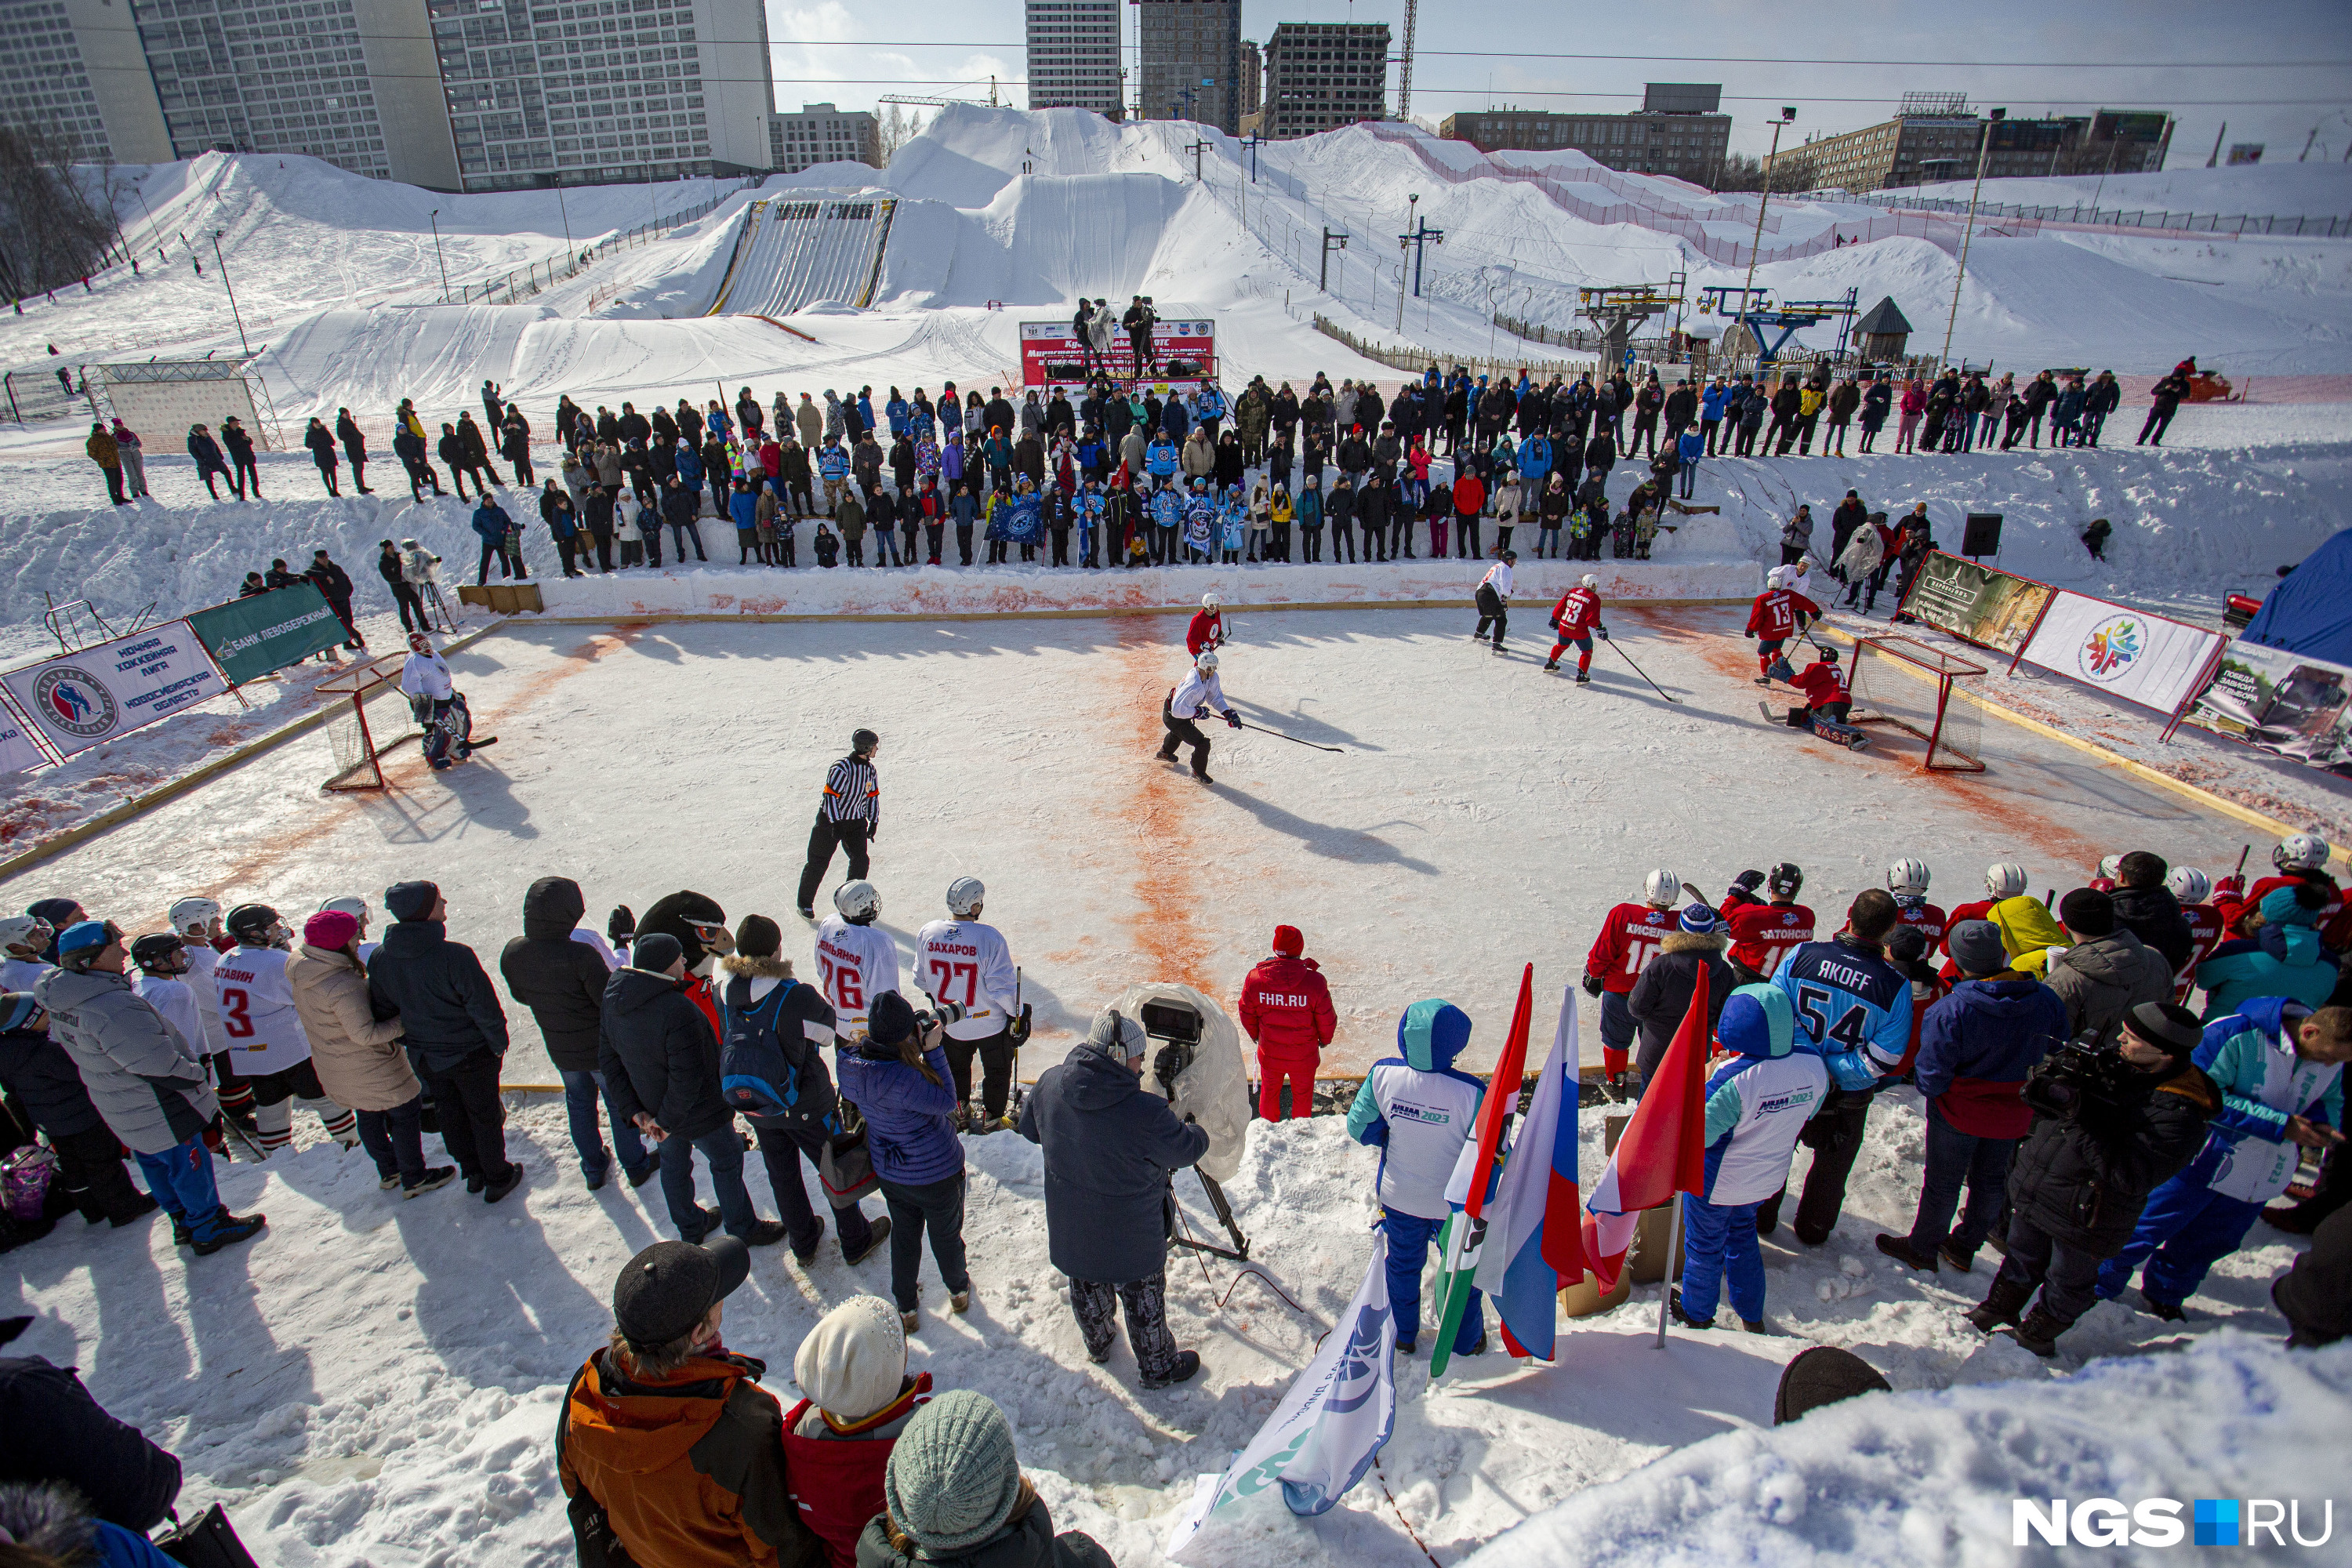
1701, 384, 1730, 420
836, 1040, 963, 1186
2197, 921, 2338, 1021
1913, 975, 2067, 1137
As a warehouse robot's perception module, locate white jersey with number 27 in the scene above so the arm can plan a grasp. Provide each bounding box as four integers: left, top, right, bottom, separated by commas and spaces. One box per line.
212, 944, 314, 1074
913, 919, 1018, 1040
813, 916, 900, 1040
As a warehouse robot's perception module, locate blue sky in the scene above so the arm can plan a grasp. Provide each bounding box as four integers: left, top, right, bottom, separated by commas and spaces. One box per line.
762, 0, 2352, 166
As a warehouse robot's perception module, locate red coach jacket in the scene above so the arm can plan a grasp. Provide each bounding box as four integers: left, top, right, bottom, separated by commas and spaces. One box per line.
1238, 954, 1336, 1056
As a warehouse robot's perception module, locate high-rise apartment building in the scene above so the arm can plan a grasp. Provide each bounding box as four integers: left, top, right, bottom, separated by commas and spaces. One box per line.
1135, 0, 1240, 135
1263, 20, 1388, 140
1439, 85, 1729, 180
1025, 0, 1120, 116
768, 101, 878, 174
0, 0, 173, 164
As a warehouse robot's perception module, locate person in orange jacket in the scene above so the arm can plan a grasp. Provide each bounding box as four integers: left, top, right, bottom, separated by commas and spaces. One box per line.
1238, 924, 1336, 1120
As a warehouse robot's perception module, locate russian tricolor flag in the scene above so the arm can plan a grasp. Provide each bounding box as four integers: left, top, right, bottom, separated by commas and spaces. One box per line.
1581, 964, 1712, 1297
1472, 988, 1588, 1360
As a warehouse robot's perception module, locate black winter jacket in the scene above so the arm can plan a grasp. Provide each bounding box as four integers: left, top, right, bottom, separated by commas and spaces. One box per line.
368, 920, 510, 1074
0, 1353, 181, 1529
2108, 884, 2194, 971
718, 959, 838, 1130
1626, 932, 1739, 1080
1018, 1042, 1209, 1283
499, 877, 611, 1073
2008, 1063, 2217, 1254
598, 965, 731, 1142
0, 1021, 104, 1138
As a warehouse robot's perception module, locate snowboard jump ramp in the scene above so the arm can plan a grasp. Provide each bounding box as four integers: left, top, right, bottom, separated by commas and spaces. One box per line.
705, 196, 898, 316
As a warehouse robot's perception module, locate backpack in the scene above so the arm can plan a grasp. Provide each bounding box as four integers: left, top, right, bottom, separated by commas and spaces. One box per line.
720, 980, 839, 1128
1, 1143, 57, 1222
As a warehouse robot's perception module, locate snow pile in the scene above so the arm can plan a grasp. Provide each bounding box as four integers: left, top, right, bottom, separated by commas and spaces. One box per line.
1464, 1334, 2352, 1567
1904, 160, 2352, 220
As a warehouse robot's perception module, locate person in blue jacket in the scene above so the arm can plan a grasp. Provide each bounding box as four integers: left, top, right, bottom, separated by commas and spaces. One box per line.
886, 388, 910, 438
674, 435, 703, 492
472, 495, 520, 584
1348, 999, 1487, 1356
1675, 985, 1829, 1331
2194, 884, 2339, 1021
1161, 394, 1189, 443
836, 991, 970, 1331
2096, 997, 2348, 1319
1699, 377, 1730, 455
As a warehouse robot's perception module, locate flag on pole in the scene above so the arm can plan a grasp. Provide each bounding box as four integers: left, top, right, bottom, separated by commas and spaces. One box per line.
1163, 1231, 1397, 1562
1427, 963, 1534, 1378
1472, 986, 1586, 1359
1580, 964, 1712, 1296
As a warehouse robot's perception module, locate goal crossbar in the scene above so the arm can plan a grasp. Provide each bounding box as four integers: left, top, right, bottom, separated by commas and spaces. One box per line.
321, 655, 416, 792
1845, 634, 1987, 773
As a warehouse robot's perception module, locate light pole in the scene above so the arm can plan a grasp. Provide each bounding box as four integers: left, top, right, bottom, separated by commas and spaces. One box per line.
1736, 107, 1796, 360
1319, 227, 1347, 293
209, 230, 249, 354
553, 172, 574, 259
429, 209, 450, 302
1940, 107, 2005, 368
1242, 132, 1262, 183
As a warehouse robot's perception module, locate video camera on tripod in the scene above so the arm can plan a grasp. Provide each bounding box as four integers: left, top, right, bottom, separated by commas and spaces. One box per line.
2020, 1030, 2140, 1121
1136, 995, 1250, 1263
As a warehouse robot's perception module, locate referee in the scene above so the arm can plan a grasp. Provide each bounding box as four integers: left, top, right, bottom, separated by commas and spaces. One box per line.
797, 728, 880, 919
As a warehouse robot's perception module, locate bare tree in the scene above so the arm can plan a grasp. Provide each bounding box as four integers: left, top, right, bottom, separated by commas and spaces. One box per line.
0, 123, 121, 299
877, 104, 925, 165
1708, 149, 1818, 194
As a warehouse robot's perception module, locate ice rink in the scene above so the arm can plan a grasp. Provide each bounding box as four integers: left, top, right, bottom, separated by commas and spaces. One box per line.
0, 604, 2263, 1083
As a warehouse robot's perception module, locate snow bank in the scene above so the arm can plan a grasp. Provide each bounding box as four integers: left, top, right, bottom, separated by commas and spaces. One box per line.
1463, 1335, 2352, 1567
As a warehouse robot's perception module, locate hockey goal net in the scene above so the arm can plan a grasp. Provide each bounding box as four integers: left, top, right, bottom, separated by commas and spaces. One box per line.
1845, 635, 1987, 772
318, 655, 419, 791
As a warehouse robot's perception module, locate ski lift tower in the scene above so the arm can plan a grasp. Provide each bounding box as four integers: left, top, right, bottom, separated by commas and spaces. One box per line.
1577, 284, 1680, 372
1696, 285, 1860, 368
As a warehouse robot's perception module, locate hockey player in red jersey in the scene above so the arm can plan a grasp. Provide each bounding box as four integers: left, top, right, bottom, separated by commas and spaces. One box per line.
1886, 858, 1947, 943
1745, 569, 1820, 681
1725, 862, 1814, 982
2220, 833, 2342, 938
1774, 646, 1869, 750
1583, 869, 1682, 1096
1544, 573, 1606, 683
1185, 591, 1226, 658
2168, 866, 2226, 1000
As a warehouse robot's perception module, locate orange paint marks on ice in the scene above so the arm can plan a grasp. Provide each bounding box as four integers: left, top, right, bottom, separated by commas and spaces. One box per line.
1104, 615, 1216, 992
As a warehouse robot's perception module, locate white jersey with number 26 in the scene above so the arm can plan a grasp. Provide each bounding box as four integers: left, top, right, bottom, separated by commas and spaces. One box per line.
913, 919, 1018, 1040
212, 944, 314, 1074
813, 916, 900, 1040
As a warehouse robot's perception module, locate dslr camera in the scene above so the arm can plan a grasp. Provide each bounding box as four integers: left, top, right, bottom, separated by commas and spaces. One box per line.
911, 993, 967, 1033
2020, 1032, 2139, 1121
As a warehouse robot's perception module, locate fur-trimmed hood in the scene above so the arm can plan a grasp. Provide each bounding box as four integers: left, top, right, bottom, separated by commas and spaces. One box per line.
720, 954, 794, 981
1661, 930, 1728, 955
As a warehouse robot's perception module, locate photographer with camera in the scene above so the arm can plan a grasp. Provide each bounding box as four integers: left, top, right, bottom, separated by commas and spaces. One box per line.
1019, 1007, 1211, 1388
1968, 1000, 2220, 1356
2096, 999, 2347, 1321
837, 992, 972, 1334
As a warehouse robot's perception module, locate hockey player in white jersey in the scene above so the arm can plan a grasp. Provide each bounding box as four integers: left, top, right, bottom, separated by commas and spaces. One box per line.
131, 934, 212, 1079
1157, 648, 1240, 783
0, 915, 53, 993
814, 879, 900, 1042
318, 897, 381, 964
215, 903, 357, 1156
168, 895, 256, 1129
916, 877, 1030, 1130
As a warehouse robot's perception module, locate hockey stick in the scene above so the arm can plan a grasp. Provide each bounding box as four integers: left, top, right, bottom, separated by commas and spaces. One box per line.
1236, 720, 1344, 753
1603, 636, 1680, 703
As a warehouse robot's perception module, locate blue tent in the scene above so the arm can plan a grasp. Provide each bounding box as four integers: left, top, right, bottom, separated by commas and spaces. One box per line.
2241, 529, 2352, 665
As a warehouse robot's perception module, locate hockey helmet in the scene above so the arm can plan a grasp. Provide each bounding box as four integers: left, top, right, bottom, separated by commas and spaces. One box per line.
226, 903, 289, 947
406, 630, 430, 652
168, 896, 223, 937
319, 895, 371, 934
851, 728, 880, 757
1886, 858, 1931, 897
946, 877, 985, 919
1581, 573, 1599, 588
1767, 862, 1805, 899
2167, 866, 2212, 906
0, 915, 50, 956
2274, 833, 2331, 873
1642, 869, 1682, 907
833, 880, 881, 922
1201, 592, 1221, 611
1196, 649, 1219, 672
1986, 862, 2030, 899
2097, 854, 2124, 882
130, 932, 189, 975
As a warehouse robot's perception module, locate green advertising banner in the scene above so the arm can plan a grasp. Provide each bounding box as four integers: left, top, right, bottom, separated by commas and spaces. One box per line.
186, 583, 345, 685
1903, 551, 2054, 655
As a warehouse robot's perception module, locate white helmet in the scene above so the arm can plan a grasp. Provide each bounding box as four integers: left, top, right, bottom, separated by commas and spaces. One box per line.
2096, 854, 2124, 882
1643, 869, 1682, 907
2274, 833, 2331, 873
1765, 565, 1787, 590
0, 915, 50, 955
2167, 866, 2212, 906
1196, 649, 1219, 671
1986, 862, 2030, 899
1202, 592, 1221, 611
1581, 573, 1599, 588
833, 879, 881, 921
320, 896, 371, 934
946, 877, 985, 919
1887, 858, 1931, 897
168, 896, 222, 937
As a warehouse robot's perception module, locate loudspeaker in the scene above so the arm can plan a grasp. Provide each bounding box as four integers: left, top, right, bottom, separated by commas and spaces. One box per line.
1962, 512, 2002, 557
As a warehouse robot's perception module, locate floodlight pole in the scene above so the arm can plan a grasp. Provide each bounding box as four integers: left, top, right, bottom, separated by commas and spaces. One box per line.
1940, 107, 2005, 369
429, 209, 450, 302
210, 230, 249, 354
1736, 108, 1795, 354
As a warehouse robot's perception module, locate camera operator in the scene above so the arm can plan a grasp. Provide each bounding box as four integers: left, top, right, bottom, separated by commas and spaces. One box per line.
1018, 1007, 1211, 1389
1968, 1000, 2220, 1357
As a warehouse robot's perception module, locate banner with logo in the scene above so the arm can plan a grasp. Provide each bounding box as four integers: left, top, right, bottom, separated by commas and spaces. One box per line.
1165, 1232, 1396, 1560
2180, 640, 2352, 777
0, 703, 50, 775
2018, 591, 2227, 717
1020, 317, 1218, 392
1902, 552, 2054, 655
185, 583, 345, 686
2, 622, 228, 757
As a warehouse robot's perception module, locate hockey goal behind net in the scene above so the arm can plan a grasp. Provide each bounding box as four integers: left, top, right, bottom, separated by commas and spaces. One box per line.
1844, 635, 1987, 772
319, 655, 420, 791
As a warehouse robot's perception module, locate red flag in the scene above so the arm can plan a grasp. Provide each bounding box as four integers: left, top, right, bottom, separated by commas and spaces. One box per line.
1613, 963, 1711, 1209
1463, 964, 1534, 1221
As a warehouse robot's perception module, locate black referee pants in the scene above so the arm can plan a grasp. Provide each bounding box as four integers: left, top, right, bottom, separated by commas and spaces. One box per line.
1157, 701, 1210, 775
797, 812, 871, 913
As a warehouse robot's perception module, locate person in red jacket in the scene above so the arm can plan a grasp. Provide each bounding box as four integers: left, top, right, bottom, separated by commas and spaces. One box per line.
1777, 647, 1868, 750
1745, 572, 1820, 681
1185, 592, 1225, 658
783, 1294, 934, 1568
1451, 470, 1486, 559
1583, 869, 1682, 1095
1544, 573, 1606, 682
1239, 924, 1336, 1120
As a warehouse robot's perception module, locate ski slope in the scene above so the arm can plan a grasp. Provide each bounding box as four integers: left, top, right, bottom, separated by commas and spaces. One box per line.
705, 195, 898, 314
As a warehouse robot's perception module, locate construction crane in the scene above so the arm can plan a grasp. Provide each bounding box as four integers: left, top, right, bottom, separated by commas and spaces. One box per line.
1396, 0, 1418, 120
877, 77, 1000, 111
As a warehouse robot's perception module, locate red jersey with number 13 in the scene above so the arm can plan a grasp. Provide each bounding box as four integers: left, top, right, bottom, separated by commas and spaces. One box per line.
1746, 589, 1820, 641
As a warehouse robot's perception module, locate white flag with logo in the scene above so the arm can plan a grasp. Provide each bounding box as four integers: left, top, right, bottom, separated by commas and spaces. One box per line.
1164, 1231, 1396, 1561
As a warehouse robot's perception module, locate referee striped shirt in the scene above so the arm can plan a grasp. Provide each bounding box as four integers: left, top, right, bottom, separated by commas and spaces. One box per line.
822, 754, 880, 828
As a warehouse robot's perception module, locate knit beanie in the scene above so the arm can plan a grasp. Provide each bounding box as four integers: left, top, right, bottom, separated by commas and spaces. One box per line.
1678, 903, 1720, 935
735, 914, 783, 959
1087, 1007, 1147, 1062
2059, 888, 2115, 939
884, 1389, 1023, 1554
794, 1295, 906, 1423
303, 910, 360, 952
632, 932, 684, 974
869, 990, 917, 1047
1947, 919, 2008, 978
1271, 925, 1304, 957
385, 880, 439, 923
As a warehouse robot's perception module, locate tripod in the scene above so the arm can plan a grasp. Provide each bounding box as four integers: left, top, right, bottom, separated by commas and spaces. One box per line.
1171, 1168, 1250, 1262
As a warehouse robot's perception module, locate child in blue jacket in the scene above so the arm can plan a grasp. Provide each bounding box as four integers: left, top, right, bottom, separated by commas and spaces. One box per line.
1348, 1000, 1487, 1356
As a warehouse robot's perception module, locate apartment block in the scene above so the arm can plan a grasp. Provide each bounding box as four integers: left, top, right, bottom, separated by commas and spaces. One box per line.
1263, 20, 1388, 140
1025, 0, 1120, 115
768, 101, 877, 174
1136, 0, 1239, 135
